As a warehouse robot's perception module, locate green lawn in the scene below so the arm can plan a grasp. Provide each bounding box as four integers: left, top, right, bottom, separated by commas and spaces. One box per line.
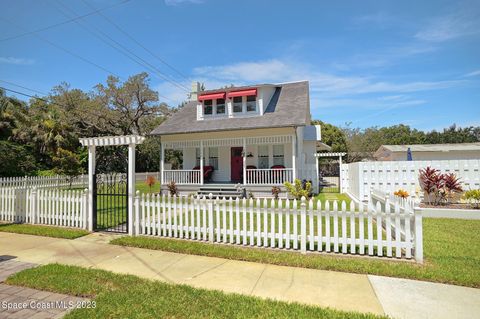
0, 223, 89, 239
112, 218, 480, 288
6, 264, 385, 319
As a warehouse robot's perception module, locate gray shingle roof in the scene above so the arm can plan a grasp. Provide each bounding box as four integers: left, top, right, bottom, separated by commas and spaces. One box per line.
379, 143, 480, 152
150, 81, 310, 136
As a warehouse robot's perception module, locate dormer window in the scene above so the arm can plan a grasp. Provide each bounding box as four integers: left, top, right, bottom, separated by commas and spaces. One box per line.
204, 100, 213, 115
216, 98, 225, 114
246, 95, 256, 112
233, 97, 242, 113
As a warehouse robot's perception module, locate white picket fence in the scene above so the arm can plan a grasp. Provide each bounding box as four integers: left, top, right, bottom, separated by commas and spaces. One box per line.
0, 175, 88, 189
134, 192, 423, 262
341, 159, 480, 202
0, 187, 88, 229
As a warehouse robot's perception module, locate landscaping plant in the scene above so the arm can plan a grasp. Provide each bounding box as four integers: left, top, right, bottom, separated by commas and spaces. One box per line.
145, 176, 157, 193
271, 186, 281, 199
167, 180, 178, 196
419, 167, 462, 205
394, 189, 409, 199
463, 189, 480, 209
284, 179, 312, 200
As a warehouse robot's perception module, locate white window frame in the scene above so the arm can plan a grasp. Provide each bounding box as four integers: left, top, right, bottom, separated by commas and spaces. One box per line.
257, 145, 269, 169
246, 95, 257, 113
273, 144, 285, 166
208, 147, 219, 170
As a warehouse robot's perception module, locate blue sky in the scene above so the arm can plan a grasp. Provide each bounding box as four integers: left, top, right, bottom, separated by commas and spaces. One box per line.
0, 0, 479, 130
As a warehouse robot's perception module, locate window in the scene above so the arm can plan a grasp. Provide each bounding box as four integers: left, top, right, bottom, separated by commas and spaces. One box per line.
258, 145, 269, 169
195, 148, 201, 167
273, 145, 284, 166
208, 147, 218, 169
204, 100, 212, 115
216, 99, 225, 114
246, 95, 256, 112
233, 96, 243, 113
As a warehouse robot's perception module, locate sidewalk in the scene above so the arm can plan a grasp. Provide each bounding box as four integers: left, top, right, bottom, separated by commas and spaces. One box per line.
2, 232, 480, 319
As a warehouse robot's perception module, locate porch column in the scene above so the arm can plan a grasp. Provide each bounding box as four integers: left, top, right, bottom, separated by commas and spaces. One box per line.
292, 134, 296, 181
338, 154, 343, 193
243, 138, 247, 185
127, 143, 136, 236
87, 145, 95, 232
160, 141, 164, 184
200, 141, 204, 185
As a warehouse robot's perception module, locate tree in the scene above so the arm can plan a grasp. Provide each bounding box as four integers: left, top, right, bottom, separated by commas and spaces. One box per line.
0, 141, 38, 177
93, 73, 169, 135
311, 120, 347, 152
52, 148, 84, 188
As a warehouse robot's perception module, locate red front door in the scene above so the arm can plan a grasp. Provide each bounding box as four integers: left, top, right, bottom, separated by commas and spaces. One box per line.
231, 147, 243, 182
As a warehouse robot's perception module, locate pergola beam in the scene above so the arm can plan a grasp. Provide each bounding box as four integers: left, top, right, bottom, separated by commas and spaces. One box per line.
79, 135, 145, 147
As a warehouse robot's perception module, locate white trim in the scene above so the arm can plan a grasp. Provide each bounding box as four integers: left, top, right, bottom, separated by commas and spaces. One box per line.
79, 135, 145, 147
163, 135, 293, 149
315, 152, 346, 157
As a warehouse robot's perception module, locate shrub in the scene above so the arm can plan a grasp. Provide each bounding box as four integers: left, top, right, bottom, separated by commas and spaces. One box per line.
419, 167, 462, 205
271, 186, 281, 199
52, 148, 84, 188
284, 179, 311, 200
394, 189, 409, 199
145, 176, 157, 193
463, 189, 480, 209
167, 180, 178, 196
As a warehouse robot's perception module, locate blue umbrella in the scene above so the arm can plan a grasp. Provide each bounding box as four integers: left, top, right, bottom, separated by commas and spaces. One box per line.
407, 147, 413, 161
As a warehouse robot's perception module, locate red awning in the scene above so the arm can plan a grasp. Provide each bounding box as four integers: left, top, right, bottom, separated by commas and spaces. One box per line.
226, 89, 257, 98
198, 92, 225, 101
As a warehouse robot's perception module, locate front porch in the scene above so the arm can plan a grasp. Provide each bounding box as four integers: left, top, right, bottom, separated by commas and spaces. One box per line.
160, 135, 298, 187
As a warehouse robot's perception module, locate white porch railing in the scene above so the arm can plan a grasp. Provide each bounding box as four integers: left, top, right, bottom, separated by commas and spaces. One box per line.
163, 170, 201, 184
245, 168, 294, 185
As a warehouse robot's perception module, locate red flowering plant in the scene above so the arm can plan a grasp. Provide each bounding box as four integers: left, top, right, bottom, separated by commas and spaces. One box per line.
419, 167, 462, 205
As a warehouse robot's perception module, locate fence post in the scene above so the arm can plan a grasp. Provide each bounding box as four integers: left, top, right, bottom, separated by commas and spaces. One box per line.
208, 193, 214, 243
82, 188, 88, 230
30, 187, 37, 225
134, 191, 140, 236
414, 207, 423, 263
300, 196, 307, 254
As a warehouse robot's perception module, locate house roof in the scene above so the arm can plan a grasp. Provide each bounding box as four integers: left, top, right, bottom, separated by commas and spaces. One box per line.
375, 143, 480, 154
150, 81, 310, 136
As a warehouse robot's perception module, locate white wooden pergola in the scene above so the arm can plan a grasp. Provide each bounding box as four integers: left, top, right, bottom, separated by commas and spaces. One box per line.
314, 152, 347, 192
79, 135, 145, 234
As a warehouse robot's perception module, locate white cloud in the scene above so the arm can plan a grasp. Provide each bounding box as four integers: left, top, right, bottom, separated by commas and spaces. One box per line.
0, 56, 34, 65
464, 70, 480, 77
156, 59, 467, 115
194, 59, 465, 97
415, 10, 480, 42
164, 0, 203, 6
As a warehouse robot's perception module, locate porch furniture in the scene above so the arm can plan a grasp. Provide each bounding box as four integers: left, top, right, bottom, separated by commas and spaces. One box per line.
193, 165, 214, 182
271, 165, 286, 184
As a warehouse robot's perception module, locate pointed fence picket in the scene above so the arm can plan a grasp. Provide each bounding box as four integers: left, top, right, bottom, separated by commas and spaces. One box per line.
134, 192, 423, 262
0, 187, 88, 229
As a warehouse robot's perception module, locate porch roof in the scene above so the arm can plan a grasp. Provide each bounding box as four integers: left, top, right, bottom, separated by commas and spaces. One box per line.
150, 81, 310, 136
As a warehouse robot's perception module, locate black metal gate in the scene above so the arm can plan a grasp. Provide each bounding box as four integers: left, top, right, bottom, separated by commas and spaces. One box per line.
319, 158, 340, 193
93, 146, 129, 233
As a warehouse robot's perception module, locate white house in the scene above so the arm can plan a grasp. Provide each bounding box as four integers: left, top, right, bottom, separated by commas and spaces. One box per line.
150, 81, 322, 196
373, 143, 480, 161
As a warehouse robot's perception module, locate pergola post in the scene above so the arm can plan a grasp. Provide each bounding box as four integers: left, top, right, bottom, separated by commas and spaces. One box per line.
87, 145, 95, 232
200, 140, 204, 185
128, 143, 136, 236
160, 141, 165, 185
292, 134, 297, 181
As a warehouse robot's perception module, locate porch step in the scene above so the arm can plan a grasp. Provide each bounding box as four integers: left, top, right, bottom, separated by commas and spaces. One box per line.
197, 185, 242, 198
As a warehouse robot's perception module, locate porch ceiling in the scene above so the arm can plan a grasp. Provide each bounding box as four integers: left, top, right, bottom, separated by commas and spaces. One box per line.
163, 135, 293, 149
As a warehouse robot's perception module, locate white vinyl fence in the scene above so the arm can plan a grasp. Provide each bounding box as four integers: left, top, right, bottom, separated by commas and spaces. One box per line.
341, 159, 480, 202
0, 175, 88, 189
0, 187, 88, 229
134, 192, 423, 262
